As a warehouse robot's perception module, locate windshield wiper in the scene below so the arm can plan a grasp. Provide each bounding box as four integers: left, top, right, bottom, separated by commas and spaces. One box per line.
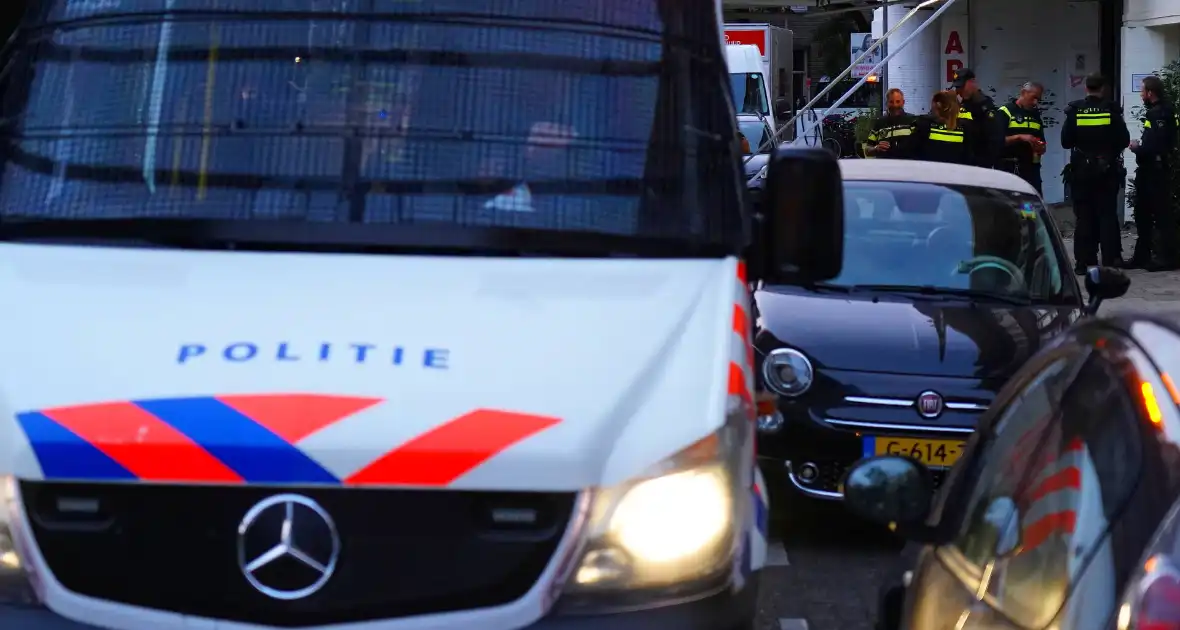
850, 284, 1032, 306
805, 282, 856, 294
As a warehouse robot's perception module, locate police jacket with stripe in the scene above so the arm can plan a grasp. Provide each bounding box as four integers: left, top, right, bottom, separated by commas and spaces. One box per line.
906, 113, 975, 165
864, 111, 917, 158
959, 93, 1001, 167
1061, 95, 1130, 163
1135, 100, 1178, 167
997, 99, 1046, 166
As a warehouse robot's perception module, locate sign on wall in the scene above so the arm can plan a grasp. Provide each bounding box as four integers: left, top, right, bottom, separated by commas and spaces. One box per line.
850, 33, 882, 78
940, 16, 968, 86
1131, 73, 1155, 92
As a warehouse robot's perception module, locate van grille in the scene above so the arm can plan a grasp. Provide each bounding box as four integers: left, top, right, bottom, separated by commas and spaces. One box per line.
22, 482, 575, 626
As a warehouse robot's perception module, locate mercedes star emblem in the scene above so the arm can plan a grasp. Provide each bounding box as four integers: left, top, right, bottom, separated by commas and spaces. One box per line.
237, 494, 341, 600
916, 390, 944, 419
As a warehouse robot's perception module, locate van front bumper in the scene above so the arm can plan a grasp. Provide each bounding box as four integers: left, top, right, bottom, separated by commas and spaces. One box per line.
0, 576, 758, 630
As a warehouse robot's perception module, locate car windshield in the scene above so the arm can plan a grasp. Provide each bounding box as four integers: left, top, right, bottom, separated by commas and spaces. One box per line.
738, 119, 768, 154
824, 181, 1075, 304
729, 72, 768, 116
0, 0, 745, 256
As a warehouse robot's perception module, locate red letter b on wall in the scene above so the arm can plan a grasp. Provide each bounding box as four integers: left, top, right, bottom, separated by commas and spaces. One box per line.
946, 60, 964, 83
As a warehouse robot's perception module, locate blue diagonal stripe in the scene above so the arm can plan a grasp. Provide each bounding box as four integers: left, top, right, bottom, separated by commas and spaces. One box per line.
133, 397, 339, 484
16, 412, 136, 481
752, 486, 768, 535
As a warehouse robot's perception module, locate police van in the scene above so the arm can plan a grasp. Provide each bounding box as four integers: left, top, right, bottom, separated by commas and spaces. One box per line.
0, 0, 844, 628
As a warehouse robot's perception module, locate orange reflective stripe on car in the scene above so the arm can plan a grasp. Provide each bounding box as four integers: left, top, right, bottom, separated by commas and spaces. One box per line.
346, 409, 561, 486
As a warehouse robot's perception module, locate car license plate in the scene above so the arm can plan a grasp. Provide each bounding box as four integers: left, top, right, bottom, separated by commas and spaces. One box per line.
863, 437, 965, 468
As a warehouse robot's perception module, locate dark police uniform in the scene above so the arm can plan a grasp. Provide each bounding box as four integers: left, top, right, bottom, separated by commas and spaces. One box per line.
950, 69, 1002, 168
864, 111, 916, 159
1132, 99, 1180, 269
1061, 94, 1130, 269
907, 113, 975, 165
997, 100, 1046, 194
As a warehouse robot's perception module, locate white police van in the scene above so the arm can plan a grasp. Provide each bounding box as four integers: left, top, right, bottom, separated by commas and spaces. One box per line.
0, 0, 855, 627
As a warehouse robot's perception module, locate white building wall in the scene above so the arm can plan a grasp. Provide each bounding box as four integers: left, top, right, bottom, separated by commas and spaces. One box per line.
971, 0, 1101, 204
876, 0, 1102, 204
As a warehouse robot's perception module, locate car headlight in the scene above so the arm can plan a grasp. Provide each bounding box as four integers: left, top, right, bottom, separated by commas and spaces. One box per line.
563, 425, 746, 601
762, 348, 813, 397
0, 476, 38, 606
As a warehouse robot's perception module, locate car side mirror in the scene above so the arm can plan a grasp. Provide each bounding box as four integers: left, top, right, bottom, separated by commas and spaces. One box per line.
841, 456, 933, 532
1084, 266, 1130, 315
774, 97, 791, 120
748, 146, 844, 283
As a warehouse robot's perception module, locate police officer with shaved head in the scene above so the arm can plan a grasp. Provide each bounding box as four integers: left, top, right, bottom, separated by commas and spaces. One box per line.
1062, 73, 1131, 273
864, 88, 916, 159
950, 68, 1001, 168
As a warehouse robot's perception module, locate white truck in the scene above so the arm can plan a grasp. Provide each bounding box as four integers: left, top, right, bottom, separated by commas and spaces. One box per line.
724, 23, 794, 134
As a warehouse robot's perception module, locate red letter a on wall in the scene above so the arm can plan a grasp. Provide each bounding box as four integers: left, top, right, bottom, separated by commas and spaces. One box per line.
945, 30, 963, 54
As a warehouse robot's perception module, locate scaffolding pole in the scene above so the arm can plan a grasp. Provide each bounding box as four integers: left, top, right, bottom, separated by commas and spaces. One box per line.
745, 0, 957, 160
792, 0, 964, 146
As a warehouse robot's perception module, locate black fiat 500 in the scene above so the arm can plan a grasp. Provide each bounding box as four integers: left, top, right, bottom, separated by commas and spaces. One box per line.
753, 162, 1128, 526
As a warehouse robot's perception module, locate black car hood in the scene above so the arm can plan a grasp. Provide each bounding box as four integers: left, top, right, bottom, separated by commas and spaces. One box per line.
755, 287, 1082, 379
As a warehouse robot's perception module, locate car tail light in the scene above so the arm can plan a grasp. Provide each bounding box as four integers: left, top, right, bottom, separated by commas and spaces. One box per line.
1119, 502, 1180, 630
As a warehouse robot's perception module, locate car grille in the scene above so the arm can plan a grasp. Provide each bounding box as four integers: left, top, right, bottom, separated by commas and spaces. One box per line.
21, 482, 576, 626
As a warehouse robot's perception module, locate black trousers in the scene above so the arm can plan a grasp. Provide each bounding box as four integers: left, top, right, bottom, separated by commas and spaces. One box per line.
1072, 170, 1122, 266
1133, 165, 1179, 264
999, 160, 1043, 195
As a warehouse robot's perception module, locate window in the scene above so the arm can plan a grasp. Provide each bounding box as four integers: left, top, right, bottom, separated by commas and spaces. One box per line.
810, 78, 879, 108
737, 118, 771, 155
0, 0, 747, 253
729, 72, 769, 116
944, 348, 1143, 629
823, 181, 1076, 305
950, 355, 1079, 570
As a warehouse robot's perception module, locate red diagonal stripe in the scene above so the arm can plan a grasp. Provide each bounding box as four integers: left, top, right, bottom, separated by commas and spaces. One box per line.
1024, 466, 1080, 504
1021, 510, 1076, 551
346, 409, 560, 486
41, 402, 242, 483
736, 260, 747, 283
217, 394, 383, 443
733, 304, 749, 339
729, 362, 753, 400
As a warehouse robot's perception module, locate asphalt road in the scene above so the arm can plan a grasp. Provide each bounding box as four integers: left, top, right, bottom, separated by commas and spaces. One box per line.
753, 502, 909, 630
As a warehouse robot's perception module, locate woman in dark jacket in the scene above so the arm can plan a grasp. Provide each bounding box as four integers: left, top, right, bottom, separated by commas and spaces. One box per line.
906, 91, 976, 164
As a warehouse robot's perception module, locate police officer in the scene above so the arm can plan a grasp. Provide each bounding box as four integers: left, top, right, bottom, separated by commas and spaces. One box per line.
908, 91, 975, 164
1061, 73, 1130, 273
997, 82, 1047, 194
1129, 75, 1180, 271
950, 68, 1001, 168
864, 88, 916, 158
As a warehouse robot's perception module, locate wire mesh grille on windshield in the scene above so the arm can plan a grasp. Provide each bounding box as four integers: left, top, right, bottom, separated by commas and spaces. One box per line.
0, 0, 746, 249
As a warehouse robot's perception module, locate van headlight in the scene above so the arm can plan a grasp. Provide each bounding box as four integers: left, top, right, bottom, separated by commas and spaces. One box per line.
563, 426, 746, 601
0, 476, 38, 606
762, 348, 813, 397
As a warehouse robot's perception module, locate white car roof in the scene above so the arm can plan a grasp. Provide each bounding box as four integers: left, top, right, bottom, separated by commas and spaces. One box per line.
837, 159, 1039, 197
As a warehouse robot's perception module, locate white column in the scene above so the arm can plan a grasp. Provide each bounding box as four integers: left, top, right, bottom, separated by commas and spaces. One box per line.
885, 5, 940, 110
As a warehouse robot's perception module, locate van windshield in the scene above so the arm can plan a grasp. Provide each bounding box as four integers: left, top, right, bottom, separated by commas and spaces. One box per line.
729, 72, 768, 116
0, 0, 745, 256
